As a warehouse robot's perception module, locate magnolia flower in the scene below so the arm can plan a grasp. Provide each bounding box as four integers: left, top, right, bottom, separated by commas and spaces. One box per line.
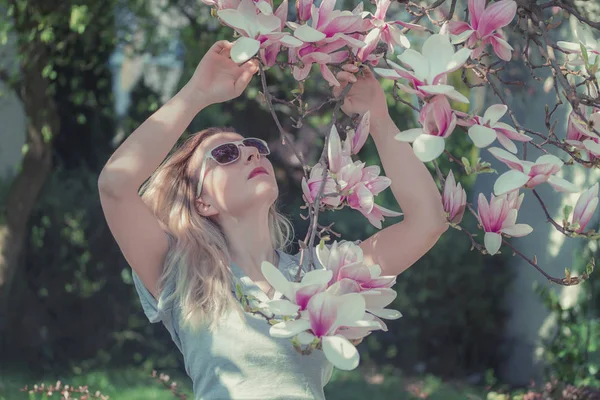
356, 0, 423, 61
488, 147, 579, 196
316, 241, 401, 319
477, 191, 532, 255
333, 161, 402, 228
327, 125, 353, 174
443, 170, 467, 225
344, 165, 401, 228
571, 183, 599, 233
217, 0, 303, 63
301, 163, 342, 207
556, 23, 600, 96
395, 95, 457, 162
260, 0, 292, 67
565, 106, 600, 162
296, 0, 313, 23
286, 0, 367, 47
457, 104, 532, 153
269, 291, 371, 370
260, 261, 332, 314
342, 111, 370, 157
288, 0, 368, 85
374, 34, 472, 104
447, 0, 516, 61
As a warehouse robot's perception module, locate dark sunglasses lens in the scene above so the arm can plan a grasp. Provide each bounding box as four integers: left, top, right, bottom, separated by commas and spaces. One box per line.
212, 143, 240, 164
243, 139, 269, 155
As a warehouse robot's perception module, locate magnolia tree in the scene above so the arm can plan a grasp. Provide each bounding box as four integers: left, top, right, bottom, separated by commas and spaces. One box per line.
201, 0, 599, 370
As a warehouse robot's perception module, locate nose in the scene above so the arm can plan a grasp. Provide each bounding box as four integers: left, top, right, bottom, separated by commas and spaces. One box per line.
242, 145, 261, 163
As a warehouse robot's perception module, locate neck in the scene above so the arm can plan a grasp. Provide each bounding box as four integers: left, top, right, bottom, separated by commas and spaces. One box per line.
219, 207, 278, 274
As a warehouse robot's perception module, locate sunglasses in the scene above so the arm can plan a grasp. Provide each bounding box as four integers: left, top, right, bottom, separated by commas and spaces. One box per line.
196, 137, 270, 198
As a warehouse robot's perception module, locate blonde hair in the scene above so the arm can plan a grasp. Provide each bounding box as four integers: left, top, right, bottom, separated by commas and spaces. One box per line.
139, 127, 294, 332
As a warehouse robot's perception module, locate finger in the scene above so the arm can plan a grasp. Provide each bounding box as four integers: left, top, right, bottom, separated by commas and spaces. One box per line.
242, 59, 260, 75
332, 80, 347, 97
234, 62, 258, 94
335, 71, 357, 83
342, 63, 359, 73
362, 66, 375, 78
210, 40, 233, 55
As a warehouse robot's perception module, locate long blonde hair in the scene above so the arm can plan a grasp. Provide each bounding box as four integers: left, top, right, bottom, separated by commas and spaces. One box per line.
139, 127, 294, 332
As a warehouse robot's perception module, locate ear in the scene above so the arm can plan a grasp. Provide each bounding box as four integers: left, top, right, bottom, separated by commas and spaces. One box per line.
195, 196, 219, 218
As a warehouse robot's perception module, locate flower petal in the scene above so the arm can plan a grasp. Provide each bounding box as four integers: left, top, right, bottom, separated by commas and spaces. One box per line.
217, 9, 249, 35
478, 0, 517, 37
230, 37, 261, 63
373, 67, 401, 80
265, 299, 301, 315
490, 35, 513, 61
493, 170, 530, 196
547, 176, 580, 193
296, 331, 316, 345
500, 224, 533, 237
322, 335, 360, 370
484, 232, 502, 255
419, 84, 470, 103
412, 134, 446, 162
483, 104, 507, 125
261, 261, 295, 300
328, 125, 344, 172
367, 307, 403, 320
270, 319, 312, 338
468, 124, 498, 148
294, 24, 327, 42
395, 128, 423, 142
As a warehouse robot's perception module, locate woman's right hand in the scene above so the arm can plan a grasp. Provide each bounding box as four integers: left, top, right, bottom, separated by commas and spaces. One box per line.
187, 40, 260, 107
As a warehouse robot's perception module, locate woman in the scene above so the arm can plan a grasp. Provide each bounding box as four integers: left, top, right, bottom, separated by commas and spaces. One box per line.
98, 40, 447, 399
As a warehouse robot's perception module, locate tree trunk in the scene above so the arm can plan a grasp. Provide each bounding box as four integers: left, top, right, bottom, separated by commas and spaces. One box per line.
0, 37, 58, 346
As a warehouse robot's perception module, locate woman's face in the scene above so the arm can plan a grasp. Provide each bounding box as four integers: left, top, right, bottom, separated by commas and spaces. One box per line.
193, 132, 278, 218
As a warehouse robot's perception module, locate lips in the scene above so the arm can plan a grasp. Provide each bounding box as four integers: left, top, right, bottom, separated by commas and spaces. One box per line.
248, 166, 268, 179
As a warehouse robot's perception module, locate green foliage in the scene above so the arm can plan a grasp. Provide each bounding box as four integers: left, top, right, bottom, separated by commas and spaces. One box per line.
535, 241, 600, 387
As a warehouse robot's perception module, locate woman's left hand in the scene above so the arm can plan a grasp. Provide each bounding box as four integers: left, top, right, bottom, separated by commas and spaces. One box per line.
332, 64, 390, 119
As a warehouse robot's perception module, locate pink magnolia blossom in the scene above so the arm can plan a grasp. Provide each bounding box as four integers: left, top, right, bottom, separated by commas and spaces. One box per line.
571, 183, 599, 233
457, 104, 532, 153
342, 111, 370, 156
290, 41, 353, 86
339, 163, 403, 228
327, 125, 353, 174
477, 191, 532, 255
316, 241, 396, 290
488, 147, 579, 196
374, 34, 472, 104
296, 0, 313, 22
565, 106, 600, 162
269, 291, 370, 370
443, 170, 467, 225
260, 261, 332, 314
395, 95, 457, 162
301, 163, 342, 207
447, 0, 516, 61
356, 0, 423, 61
217, 0, 303, 63
287, 1, 368, 85
260, 0, 292, 67
316, 241, 401, 319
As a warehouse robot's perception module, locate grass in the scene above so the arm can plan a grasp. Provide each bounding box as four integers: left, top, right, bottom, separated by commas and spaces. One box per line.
1, 364, 490, 400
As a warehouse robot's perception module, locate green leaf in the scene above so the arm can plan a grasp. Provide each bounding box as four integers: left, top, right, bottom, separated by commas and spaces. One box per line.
70, 5, 90, 34
586, 258, 595, 276
563, 204, 573, 222
580, 43, 589, 65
